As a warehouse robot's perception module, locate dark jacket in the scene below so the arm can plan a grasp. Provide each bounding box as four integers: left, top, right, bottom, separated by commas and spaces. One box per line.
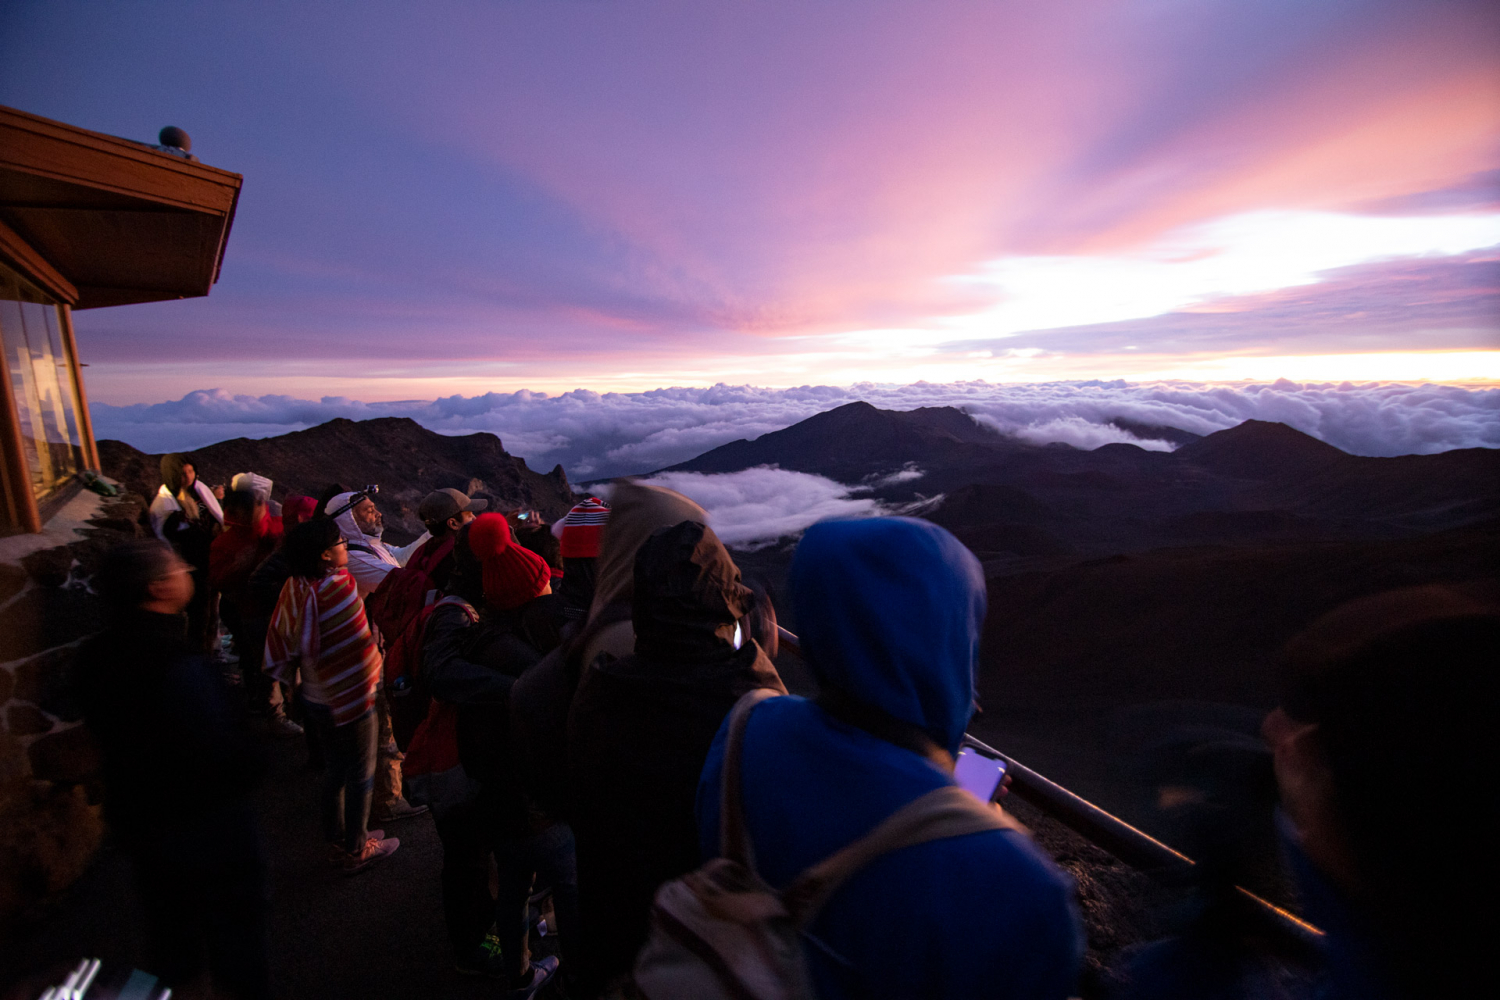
508, 482, 708, 822
424, 596, 556, 834
697, 517, 1082, 1000
74, 610, 263, 842
558, 556, 597, 621
245, 548, 292, 622
565, 520, 786, 989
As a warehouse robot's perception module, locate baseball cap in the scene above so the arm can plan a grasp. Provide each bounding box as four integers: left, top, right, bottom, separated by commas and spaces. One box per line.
419, 488, 488, 524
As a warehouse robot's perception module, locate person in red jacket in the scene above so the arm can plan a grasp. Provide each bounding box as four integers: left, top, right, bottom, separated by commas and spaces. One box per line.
210, 490, 286, 725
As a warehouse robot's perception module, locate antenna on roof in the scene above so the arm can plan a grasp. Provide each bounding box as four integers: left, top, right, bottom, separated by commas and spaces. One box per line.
158, 126, 191, 152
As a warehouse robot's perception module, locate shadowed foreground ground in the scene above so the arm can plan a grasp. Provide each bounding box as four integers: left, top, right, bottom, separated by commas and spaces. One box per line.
2, 718, 516, 1000
4, 675, 1273, 999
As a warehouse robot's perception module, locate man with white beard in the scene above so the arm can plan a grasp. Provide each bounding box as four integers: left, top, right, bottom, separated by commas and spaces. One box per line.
326, 492, 431, 597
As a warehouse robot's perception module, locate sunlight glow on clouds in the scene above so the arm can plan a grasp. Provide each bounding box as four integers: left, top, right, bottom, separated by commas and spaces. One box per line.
934, 211, 1500, 344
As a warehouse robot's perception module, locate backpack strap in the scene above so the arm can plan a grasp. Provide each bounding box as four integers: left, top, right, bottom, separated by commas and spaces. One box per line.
719, 688, 782, 872
346, 543, 377, 556
782, 784, 1024, 928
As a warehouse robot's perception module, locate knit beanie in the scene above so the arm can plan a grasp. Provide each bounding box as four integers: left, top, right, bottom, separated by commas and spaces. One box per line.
555, 496, 610, 558
467, 513, 552, 610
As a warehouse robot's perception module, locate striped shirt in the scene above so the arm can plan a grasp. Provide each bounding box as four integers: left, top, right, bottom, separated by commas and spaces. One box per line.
553, 496, 610, 558
264, 568, 382, 726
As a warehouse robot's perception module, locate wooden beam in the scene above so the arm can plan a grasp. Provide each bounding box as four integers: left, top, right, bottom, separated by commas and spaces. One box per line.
0, 105, 241, 216
0, 216, 77, 305
57, 304, 99, 470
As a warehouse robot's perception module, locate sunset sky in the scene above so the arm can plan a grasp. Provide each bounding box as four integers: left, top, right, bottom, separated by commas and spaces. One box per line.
2, 0, 1497, 408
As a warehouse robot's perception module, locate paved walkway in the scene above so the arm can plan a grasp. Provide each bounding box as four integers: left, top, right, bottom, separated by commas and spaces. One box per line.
2, 718, 521, 1000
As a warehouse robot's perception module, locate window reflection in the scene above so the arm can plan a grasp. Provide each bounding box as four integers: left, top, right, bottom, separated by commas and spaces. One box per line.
0, 262, 85, 504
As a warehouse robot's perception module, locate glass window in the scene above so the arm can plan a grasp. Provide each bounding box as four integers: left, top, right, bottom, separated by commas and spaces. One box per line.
0, 261, 84, 503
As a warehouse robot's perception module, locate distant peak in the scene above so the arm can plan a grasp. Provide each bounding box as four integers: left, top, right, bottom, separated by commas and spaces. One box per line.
1178, 419, 1348, 477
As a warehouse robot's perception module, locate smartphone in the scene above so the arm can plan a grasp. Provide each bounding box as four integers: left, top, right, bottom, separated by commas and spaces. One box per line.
954, 747, 1008, 803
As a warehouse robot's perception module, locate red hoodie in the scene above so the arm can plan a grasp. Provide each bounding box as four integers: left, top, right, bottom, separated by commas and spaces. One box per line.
209, 509, 284, 612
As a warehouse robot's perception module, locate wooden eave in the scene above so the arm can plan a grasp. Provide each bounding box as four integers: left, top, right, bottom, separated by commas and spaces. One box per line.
0, 105, 242, 309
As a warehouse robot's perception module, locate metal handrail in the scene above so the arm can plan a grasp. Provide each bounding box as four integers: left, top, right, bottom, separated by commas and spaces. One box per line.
774, 625, 1325, 962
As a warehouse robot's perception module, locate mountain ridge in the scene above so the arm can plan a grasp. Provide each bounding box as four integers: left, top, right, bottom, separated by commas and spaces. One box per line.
663, 401, 1499, 565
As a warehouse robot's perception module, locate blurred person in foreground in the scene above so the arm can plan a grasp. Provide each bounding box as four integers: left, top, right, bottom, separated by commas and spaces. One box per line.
566, 519, 787, 995
413, 513, 564, 994
264, 519, 400, 874
74, 539, 270, 1000
1259, 587, 1497, 999
696, 517, 1082, 1000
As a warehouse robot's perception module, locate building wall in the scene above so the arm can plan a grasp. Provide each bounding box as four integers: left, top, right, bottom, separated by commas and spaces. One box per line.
0, 485, 145, 927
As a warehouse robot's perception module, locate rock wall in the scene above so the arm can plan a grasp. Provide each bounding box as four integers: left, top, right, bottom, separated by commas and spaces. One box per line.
0, 489, 146, 930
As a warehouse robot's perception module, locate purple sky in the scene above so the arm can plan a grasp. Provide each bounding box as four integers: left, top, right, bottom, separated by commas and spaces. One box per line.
2, 0, 1497, 407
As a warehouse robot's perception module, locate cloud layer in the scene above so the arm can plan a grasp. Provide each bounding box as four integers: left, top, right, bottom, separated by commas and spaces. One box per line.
600, 467, 885, 550
93, 379, 1500, 481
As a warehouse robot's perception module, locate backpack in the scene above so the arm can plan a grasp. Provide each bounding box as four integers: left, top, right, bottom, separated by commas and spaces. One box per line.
632, 689, 1018, 1000
401, 596, 479, 815
363, 535, 455, 689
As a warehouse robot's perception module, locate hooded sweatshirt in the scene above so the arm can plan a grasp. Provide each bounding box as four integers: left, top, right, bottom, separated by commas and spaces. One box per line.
697, 517, 1082, 1000
567, 520, 786, 991
209, 504, 283, 626
326, 492, 431, 597
584, 481, 707, 661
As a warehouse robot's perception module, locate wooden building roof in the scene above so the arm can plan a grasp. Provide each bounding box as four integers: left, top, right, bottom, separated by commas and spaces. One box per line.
0, 105, 242, 309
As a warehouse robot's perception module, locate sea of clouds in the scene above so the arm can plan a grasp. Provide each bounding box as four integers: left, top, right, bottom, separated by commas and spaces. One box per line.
94, 379, 1500, 480
93, 379, 1499, 549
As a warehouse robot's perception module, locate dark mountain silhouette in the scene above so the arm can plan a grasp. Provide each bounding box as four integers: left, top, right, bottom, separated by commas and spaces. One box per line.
1173, 418, 1349, 479
665, 402, 1499, 567
668, 401, 1018, 481
99, 417, 575, 544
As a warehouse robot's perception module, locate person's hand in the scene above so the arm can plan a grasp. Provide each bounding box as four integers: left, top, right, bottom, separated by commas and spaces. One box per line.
212, 484, 226, 500
996, 772, 1012, 800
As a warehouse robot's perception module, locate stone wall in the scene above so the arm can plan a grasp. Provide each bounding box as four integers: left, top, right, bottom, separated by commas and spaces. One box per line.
0, 487, 146, 928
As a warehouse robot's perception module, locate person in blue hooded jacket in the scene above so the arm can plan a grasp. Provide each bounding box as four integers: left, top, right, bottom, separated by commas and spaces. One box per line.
696, 517, 1083, 1000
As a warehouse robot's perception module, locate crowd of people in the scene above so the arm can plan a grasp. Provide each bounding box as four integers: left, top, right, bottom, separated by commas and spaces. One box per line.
69, 452, 1495, 999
